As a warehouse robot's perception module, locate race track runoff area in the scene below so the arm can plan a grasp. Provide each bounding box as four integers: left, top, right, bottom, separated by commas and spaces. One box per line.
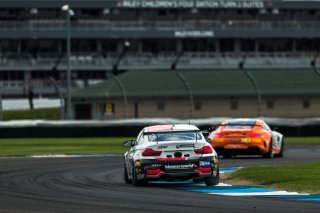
28, 155, 320, 202
26, 154, 320, 202
150, 168, 320, 202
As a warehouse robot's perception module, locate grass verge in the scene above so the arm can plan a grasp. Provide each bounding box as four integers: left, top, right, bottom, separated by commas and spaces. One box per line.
3, 108, 61, 120
0, 137, 318, 157
285, 137, 320, 146
227, 163, 320, 194
0, 138, 131, 156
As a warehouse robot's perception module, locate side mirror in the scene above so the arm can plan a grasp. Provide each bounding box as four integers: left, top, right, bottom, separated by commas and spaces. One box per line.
123, 140, 135, 147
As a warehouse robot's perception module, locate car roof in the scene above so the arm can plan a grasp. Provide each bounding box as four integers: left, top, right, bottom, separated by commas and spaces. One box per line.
144, 124, 199, 133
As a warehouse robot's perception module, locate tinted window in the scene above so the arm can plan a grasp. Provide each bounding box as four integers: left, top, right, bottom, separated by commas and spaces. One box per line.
223, 120, 256, 129
302, 100, 310, 109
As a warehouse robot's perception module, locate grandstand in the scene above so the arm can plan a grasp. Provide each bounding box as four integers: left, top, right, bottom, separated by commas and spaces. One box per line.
0, 0, 320, 118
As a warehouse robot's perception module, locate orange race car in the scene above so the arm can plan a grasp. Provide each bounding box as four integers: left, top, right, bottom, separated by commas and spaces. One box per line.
208, 119, 284, 158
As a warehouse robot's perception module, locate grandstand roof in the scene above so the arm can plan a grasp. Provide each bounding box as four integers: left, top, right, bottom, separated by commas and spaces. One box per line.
72, 69, 320, 99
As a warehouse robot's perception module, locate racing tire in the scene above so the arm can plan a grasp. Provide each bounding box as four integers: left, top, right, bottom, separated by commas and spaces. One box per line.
124, 163, 132, 184
204, 168, 220, 186
275, 139, 284, 158
262, 139, 274, 159
193, 177, 204, 183
222, 154, 232, 159
132, 167, 147, 186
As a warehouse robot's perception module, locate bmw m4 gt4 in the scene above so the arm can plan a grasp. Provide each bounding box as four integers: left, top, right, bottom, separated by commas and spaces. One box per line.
123, 124, 219, 186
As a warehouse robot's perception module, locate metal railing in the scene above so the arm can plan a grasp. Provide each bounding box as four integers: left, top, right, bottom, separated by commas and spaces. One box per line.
1, 20, 320, 31
0, 51, 316, 70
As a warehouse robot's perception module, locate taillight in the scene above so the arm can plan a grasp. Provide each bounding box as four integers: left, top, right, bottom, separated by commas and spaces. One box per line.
248, 134, 262, 138
215, 133, 223, 138
141, 148, 162, 157
194, 146, 213, 155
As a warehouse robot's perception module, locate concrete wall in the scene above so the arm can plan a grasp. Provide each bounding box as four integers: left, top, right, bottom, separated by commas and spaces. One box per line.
261, 96, 320, 118
74, 95, 320, 120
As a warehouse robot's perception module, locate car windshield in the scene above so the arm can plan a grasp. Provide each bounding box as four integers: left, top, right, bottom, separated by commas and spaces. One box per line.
147, 132, 202, 142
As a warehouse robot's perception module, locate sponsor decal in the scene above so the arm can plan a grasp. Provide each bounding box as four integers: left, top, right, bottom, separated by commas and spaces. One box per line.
200, 161, 211, 166
117, 0, 264, 9
150, 164, 162, 168
176, 144, 195, 149
195, 0, 264, 8
174, 31, 214, 38
241, 138, 251, 143
165, 164, 194, 169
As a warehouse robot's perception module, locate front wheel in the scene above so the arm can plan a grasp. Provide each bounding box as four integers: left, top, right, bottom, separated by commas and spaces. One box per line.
124, 162, 132, 183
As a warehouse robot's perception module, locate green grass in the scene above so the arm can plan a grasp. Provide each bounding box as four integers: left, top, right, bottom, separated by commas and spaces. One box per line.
229, 163, 320, 194
3, 108, 61, 120
0, 138, 131, 156
0, 137, 318, 157
285, 137, 320, 146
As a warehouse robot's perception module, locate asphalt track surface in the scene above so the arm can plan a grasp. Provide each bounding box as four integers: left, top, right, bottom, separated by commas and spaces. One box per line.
0, 146, 319, 213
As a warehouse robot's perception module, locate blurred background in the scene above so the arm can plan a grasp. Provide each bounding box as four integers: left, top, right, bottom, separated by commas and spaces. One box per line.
0, 0, 320, 120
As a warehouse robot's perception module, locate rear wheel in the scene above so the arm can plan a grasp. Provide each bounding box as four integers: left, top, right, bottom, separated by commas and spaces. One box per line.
262, 140, 274, 158
132, 167, 147, 186
275, 139, 284, 158
205, 168, 219, 186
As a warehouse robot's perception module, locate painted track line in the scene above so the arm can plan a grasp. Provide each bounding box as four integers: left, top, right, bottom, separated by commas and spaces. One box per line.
180, 185, 309, 196
29, 154, 122, 158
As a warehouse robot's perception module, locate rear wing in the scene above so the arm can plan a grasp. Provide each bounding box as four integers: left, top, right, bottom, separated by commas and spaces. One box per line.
144, 130, 203, 144
143, 130, 202, 135
220, 124, 261, 127
211, 124, 261, 131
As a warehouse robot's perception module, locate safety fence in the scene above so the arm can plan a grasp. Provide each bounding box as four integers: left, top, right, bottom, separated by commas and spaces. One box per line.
0, 117, 319, 137
1, 20, 320, 31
